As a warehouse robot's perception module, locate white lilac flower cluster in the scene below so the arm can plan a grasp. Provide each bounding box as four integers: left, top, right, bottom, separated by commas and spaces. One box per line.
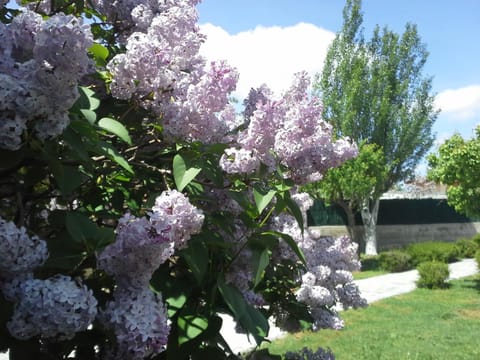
102, 0, 239, 144
98, 190, 204, 359
271, 193, 367, 331
220, 72, 358, 185
0, 9, 93, 150
0, 217, 98, 340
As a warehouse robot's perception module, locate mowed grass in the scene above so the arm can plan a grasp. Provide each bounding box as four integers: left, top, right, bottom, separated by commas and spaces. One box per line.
264, 276, 480, 360
352, 269, 388, 280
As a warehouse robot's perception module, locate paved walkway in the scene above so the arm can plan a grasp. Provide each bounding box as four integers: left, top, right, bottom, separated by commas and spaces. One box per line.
0, 259, 477, 359
355, 258, 478, 303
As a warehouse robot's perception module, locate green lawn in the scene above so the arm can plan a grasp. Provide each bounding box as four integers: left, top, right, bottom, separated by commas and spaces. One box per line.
263, 276, 480, 360
352, 269, 388, 280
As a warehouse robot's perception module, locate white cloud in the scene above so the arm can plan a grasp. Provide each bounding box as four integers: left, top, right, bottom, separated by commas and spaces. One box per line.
199, 22, 335, 99
435, 85, 480, 120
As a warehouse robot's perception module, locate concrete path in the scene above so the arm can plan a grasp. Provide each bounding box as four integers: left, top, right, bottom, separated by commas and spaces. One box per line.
0, 259, 477, 359
356, 258, 478, 303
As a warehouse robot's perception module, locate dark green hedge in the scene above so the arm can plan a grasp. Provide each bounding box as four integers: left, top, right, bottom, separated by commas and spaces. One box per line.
308, 198, 475, 226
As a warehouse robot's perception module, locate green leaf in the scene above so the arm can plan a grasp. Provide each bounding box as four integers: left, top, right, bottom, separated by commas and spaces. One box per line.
62, 127, 90, 164
285, 193, 304, 231
98, 117, 132, 145
74, 87, 99, 124
217, 277, 269, 344
262, 230, 306, 265
173, 154, 202, 192
252, 248, 270, 287
88, 43, 109, 66
95, 227, 115, 249
253, 186, 276, 214
44, 145, 85, 196
165, 294, 187, 317
181, 239, 208, 284
65, 211, 99, 245
0, 148, 24, 172
178, 315, 209, 345
100, 142, 134, 173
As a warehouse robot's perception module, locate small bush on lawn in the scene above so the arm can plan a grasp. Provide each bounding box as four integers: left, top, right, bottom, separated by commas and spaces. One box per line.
471, 233, 480, 247
475, 249, 480, 268
406, 241, 460, 266
416, 261, 450, 289
360, 254, 381, 271
378, 250, 413, 272
455, 238, 479, 258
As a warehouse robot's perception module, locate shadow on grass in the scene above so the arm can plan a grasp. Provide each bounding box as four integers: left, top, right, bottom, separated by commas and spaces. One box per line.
460, 276, 480, 293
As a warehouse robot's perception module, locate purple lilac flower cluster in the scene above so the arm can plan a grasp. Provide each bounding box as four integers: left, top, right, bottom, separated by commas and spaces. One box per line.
0, 217, 48, 278
221, 72, 358, 185
285, 346, 335, 360
103, 0, 239, 144
0, 10, 93, 150
7, 275, 98, 340
98, 190, 204, 358
99, 288, 170, 360
271, 193, 367, 331
0, 217, 98, 340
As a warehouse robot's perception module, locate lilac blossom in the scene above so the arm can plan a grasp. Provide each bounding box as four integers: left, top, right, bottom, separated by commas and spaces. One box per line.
16, 0, 52, 14
97, 190, 203, 356
7, 275, 98, 340
98, 190, 205, 286
221, 72, 358, 185
99, 287, 170, 360
219, 147, 260, 174
105, 0, 239, 144
0, 10, 93, 150
150, 189, 204, 250
0, 216, 48, 278
271, 192, 366, 331
97, 214, 173, 289
285, 346, 336, 360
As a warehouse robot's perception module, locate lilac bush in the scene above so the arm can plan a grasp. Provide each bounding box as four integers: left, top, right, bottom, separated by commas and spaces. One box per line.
0, 1, 363, 359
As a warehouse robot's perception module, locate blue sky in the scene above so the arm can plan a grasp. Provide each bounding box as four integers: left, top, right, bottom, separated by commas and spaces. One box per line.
197, 0, 480, 172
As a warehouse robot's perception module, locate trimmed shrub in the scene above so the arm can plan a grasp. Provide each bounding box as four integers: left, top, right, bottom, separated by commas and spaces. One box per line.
360, 254, 381, 271
406, 241, 460, 266
475, 249, 480, 269
378, 250, 413, 272
455, 238, 479, 258
416, 261, 450, 289
471, 233, 480, 247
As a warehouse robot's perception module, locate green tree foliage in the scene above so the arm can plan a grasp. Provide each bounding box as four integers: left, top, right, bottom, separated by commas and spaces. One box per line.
428, 128, 480, 218
303, 143, 387, 242
314, 0, 438, 253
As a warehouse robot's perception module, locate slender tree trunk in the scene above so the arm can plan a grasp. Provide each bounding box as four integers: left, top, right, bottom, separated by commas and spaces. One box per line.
361, 198, 380, 255
337, 199, 357, 242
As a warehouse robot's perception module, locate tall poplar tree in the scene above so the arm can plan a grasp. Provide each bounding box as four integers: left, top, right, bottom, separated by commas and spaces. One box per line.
315, 0, 438, 254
